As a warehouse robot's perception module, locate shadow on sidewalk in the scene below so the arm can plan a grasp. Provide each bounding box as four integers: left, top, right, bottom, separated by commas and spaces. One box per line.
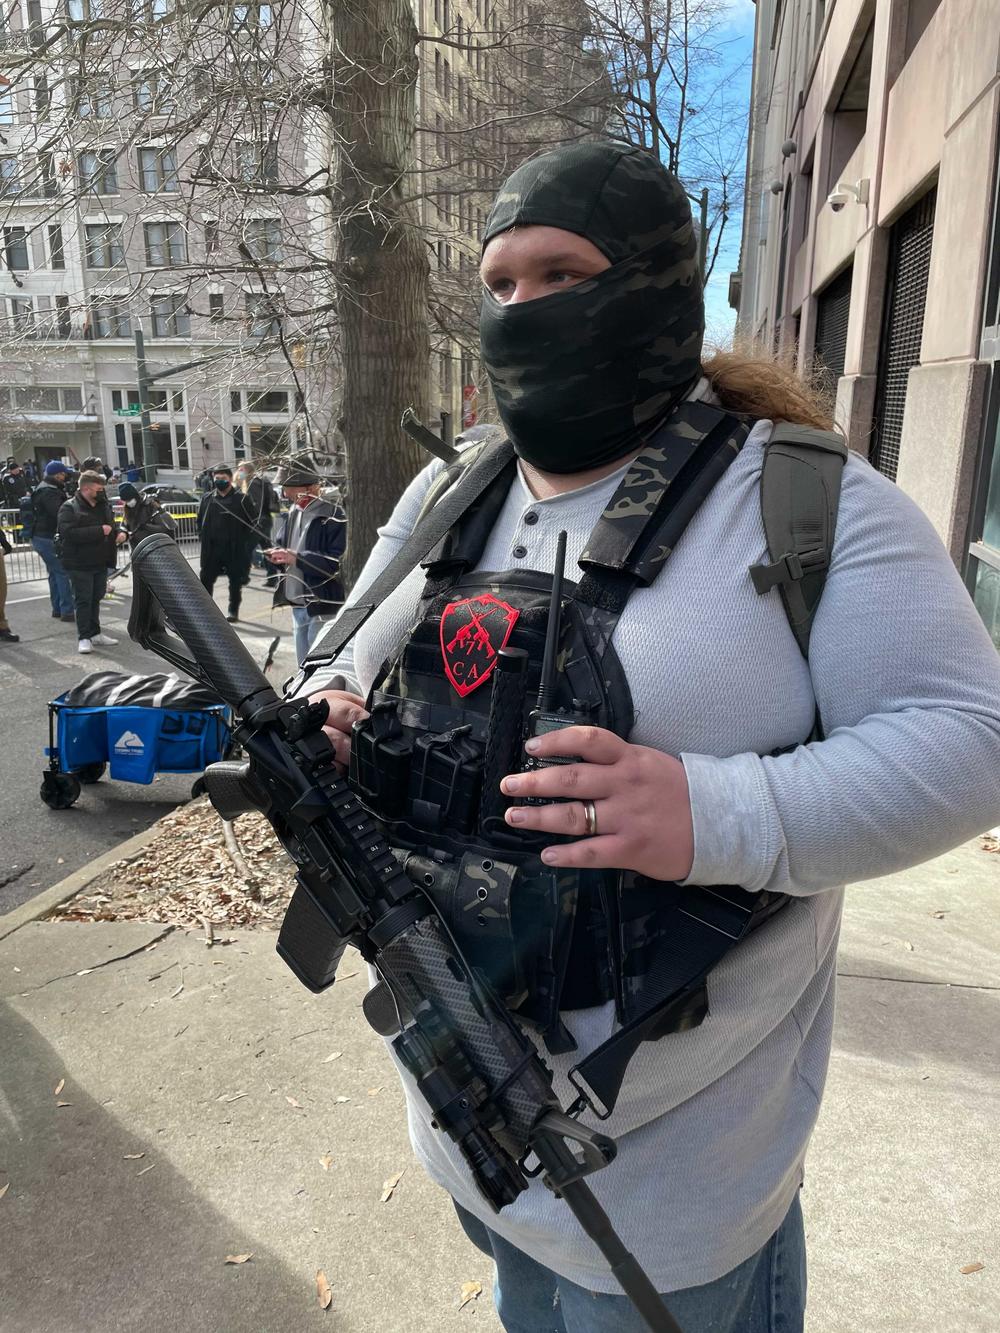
0, 1000, 334, 1333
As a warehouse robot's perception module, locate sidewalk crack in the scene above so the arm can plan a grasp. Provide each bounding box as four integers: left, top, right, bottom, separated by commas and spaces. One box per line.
15, 926, 176, 994
837, 970, 999, 992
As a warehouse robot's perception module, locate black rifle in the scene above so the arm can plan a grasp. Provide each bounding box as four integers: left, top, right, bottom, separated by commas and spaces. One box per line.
127, 532, 683, 1333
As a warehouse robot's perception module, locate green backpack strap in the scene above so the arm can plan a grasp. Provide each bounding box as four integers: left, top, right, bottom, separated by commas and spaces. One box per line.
749, 423, 848, 659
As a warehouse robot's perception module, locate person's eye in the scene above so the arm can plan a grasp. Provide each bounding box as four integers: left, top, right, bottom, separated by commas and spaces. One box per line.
485, 277, 513, 300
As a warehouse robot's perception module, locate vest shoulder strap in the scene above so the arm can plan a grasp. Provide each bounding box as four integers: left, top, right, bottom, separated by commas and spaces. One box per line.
749, 423, 848, 659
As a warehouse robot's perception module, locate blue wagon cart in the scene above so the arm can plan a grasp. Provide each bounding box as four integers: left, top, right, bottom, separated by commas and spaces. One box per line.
41, 671, 232, 809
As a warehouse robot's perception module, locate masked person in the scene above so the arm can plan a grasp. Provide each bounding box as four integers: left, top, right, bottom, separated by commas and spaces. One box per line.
56, 469, 126, 654
235, 461, 282, 586
119, 482, 178, 544
290, 143, 1000, 1333
197, 465, 257, 622
264, 456, 345, 665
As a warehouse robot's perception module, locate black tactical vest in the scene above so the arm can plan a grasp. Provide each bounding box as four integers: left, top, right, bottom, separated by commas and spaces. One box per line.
347, 402, 788, 1114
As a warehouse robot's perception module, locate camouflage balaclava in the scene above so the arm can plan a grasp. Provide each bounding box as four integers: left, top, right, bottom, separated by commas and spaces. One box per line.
479, 141, 704, 472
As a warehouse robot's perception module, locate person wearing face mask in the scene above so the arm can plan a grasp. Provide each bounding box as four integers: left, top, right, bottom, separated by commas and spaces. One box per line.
118, 482, 178, 544
284, 142, 1000, 1332
196, 465, 257, 622
263, 456, 345, 665
56, 469, 127, 653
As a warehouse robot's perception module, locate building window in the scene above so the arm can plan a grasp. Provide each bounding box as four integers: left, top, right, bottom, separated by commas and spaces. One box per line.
132, 69, 174, 114
150, 294, 190, 337
48, 225, 65, 269
34, 151, 56, 198
8, 297, 33, 333
0, 157, 18, 196
55, 295, 72, 337
144, 220, 187, 267
204, 219, 219, 255
208, 293, 225, 321
230, 2, 272, 29
244, 292, 280, 337
138, 146, 179, 193
244, 216, 282, 261
0, 92, 14, 126
67, 0, 106, 19
79, 149, 119, 195
75, 77, 113, 119
84, 222, 125, 268
3, 227, 29, 272
235, 140, 278, 186
34, 74, 50, 115
90, 301, 132, 338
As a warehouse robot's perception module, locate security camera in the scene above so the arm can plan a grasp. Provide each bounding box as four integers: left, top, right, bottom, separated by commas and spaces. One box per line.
827, 179, 870, 212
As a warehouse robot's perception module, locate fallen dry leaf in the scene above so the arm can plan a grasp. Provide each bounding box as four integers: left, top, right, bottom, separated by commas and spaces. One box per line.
321, 1051, 343, 1063
458, 1280, 482, 1310
335, 1095, 350, 1104
930, 911, 947, 919
123, 1153, 145, 1161
225, 1253, 254, 1265
380, 1169, 405, 1203
316, 1270, 333, 1310
319, 1155, 333, 1171
56, 1101, 72, 1108
903, 941, 914, 951
286, 1096, 303, 1110
367, 1087, 384, 1097
959, 1262, 985, 1275
53, 1079, 65, 1096
0, 1182, 9, 1200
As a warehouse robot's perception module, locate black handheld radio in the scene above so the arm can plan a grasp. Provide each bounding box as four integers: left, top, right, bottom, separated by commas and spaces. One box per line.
521, 530, 590, 799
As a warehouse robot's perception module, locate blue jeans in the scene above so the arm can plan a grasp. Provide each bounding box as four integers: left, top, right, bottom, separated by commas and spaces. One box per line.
454, 1191, 806, 1333
32, 536, 74, 615
292, 605, 323, 666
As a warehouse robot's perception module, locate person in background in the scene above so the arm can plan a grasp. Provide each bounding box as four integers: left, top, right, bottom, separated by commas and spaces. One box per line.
31, 461, 75, 622
82, 455, 113, 482
23, 458, 38, 485
57, 469, 126, 654
1, 460, 29, 510
236, 461, 282, 587
125, 459, 141, 484
0, 521, 18, 641
197, 465, 257, 623
119, 482, 178, 544
265, 456, 346, 664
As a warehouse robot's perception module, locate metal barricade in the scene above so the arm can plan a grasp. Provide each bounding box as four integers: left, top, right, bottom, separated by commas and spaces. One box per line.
1, 500, 202, 585
1, 506, 46, 583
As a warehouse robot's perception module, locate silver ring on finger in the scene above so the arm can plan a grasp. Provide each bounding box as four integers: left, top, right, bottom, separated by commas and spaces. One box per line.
583, 799, 599, 837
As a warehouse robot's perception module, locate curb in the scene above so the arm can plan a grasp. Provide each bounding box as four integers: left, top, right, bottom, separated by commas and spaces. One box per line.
0, 820, 167, 943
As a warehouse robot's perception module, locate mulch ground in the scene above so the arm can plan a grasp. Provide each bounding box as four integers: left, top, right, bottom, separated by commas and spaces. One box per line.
51, 797, 294, 932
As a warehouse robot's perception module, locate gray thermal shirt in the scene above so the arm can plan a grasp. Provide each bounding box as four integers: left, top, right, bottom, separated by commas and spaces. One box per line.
300, 417, 1000, 1292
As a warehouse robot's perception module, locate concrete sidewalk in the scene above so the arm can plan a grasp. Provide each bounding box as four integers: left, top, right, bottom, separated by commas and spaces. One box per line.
0, 838, 997, 1333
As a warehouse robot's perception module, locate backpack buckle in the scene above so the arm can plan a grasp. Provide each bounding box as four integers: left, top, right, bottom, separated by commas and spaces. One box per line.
749, 547, 825, 595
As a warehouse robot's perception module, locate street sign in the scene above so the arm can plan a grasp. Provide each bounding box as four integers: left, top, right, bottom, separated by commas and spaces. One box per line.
114, 406, 142, 416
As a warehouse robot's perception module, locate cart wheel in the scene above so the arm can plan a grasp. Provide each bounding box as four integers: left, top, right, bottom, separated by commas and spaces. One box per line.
76, 762, 106, 784
40, 772, 82, 809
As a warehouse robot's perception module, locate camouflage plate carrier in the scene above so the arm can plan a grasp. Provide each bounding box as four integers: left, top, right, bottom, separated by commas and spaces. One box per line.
304, 402, 847, 1116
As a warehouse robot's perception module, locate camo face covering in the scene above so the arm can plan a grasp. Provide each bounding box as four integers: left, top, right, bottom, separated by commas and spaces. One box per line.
479, 142, 705, 473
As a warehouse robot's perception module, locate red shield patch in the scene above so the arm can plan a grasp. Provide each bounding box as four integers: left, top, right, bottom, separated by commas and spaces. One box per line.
439, 594, 520, 697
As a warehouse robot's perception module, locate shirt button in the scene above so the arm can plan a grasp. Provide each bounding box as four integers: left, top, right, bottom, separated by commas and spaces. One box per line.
512, 545, 528, 559
523, 511, 539, 525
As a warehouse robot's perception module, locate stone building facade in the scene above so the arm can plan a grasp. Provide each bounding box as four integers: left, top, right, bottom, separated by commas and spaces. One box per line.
732, 0, 1000, 646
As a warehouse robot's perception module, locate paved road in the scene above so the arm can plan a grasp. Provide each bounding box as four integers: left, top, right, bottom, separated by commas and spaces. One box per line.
0, 561, 299, 913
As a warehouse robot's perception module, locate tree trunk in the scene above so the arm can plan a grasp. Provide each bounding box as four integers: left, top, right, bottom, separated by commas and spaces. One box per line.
324, 0, 432, 589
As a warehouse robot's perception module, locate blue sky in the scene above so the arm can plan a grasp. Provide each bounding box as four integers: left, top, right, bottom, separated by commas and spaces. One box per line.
701, 1, 756, 345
